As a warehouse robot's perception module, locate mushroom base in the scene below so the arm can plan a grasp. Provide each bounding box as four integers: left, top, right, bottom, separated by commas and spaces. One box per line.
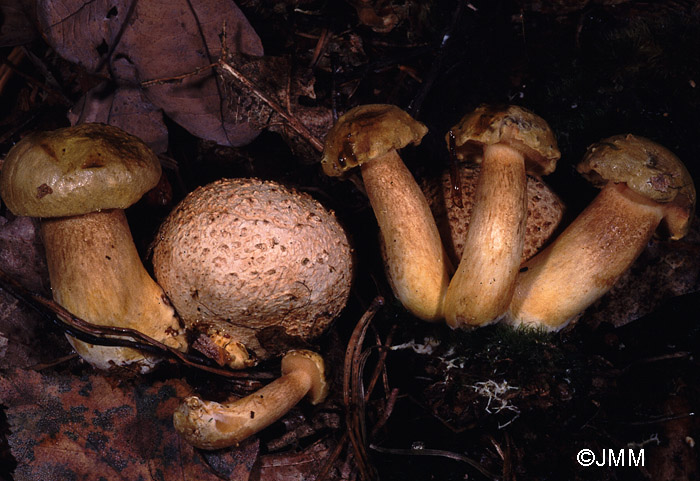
505, 182, 665, 330
443, 144, 528, 329
363, 150, 451, 321
41, 209, 186, 373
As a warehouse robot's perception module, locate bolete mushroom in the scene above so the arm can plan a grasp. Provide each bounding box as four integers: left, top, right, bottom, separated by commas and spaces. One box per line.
173, 349, 327, 449
420, 162, 565, 266
321, 104, 451, 321
506, 134, 696, 330
0, 123, 186, 372
442, 105, 560, 328
151, 178, 353, 367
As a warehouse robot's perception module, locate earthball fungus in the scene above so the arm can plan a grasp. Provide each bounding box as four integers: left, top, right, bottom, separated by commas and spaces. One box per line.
151, 178, 353, 367
174, 349, 328, 449
321, 104, 451, 321
506, 134, 696, 330
443, 105, 560, 329
0, 123, 187, 372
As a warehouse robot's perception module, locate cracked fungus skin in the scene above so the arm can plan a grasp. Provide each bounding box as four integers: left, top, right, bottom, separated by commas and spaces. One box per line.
152, 178, 353, 359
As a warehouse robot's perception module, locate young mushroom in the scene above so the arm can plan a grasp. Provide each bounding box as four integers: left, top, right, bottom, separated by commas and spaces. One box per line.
321, 104, 451, 321
442, 105, 560, 329
0, 123, 186, 372
506, 134, 696, 330
173, 349, 327, 449
151, 178, 353, 367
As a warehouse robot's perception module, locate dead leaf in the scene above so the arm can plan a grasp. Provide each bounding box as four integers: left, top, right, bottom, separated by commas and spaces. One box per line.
69, 82, 169, 153
250, 438, 335, 481
584, 217, 700, 327
37, 0, 264, 146
0, 0, 36, 47
220, 54, 334, 160
0, 216, 47, 294
0, 215, 68, 368
0, 368, 259, 481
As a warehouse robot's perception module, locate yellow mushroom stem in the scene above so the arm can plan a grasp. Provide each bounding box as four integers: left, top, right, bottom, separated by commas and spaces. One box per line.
361, 149, 452, 321
506, 182, 665, 330
174, 350, 327, 450
443, 143, 528, 328
41, 209, 186, 372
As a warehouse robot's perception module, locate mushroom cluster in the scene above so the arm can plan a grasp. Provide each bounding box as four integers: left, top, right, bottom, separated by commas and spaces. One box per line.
323, 104, 695, 333
0, 123, 187, 373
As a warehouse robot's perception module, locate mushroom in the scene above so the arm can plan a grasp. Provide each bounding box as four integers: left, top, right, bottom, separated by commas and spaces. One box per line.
506, 134, 696, 330
321, 104, 451, 321
442, 105, 560, 328
420, 162, 565, 266
0, 123, 186, 372
151, 178, 353, 367
173, 349, 327, 449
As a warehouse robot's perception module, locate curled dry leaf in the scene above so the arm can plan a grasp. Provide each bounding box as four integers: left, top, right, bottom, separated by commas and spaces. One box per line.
0, 369, 259, 481
37, 0, 264, 147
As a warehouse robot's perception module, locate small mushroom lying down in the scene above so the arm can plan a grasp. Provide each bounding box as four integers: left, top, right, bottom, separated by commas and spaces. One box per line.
151, 178, 353, 367
321, 104, 451, 321
442, 105, 561, 329
506, 134, 696, 330
174, 349, 327, 449
0, 123, 186, 373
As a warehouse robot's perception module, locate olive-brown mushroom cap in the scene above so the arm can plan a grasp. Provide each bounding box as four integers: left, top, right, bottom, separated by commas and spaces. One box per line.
321, 104, 428, 177
578, 134, 696, 239
0, 123, 161, 217
152, 178, 353, 359
421, 163, 565, 265
281, 349, 328, 405
448, 104, 560, 176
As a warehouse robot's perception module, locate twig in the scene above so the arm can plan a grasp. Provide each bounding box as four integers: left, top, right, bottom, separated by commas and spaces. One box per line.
369, 443, 499, 480
343, 297, 384, 481
141, 62, 218, 87
369, 387, 399, 439
407, 0, 466, 117
314, 432, 349, 481
364, 324, 395, 401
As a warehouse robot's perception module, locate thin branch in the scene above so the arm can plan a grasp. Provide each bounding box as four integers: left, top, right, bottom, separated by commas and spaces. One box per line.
369, 443, 499, 480
343, 297, 384, 481
141, 62, 218, 87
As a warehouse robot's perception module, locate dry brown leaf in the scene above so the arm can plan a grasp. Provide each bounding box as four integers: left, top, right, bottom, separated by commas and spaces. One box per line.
0, 0, 36, 47
37, 0, 264, 146
69, 83, 169, 153
221, 54, 334, 160
250, 438, 335, 481
0, 368, 259, 481
0, 215, 67, 369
